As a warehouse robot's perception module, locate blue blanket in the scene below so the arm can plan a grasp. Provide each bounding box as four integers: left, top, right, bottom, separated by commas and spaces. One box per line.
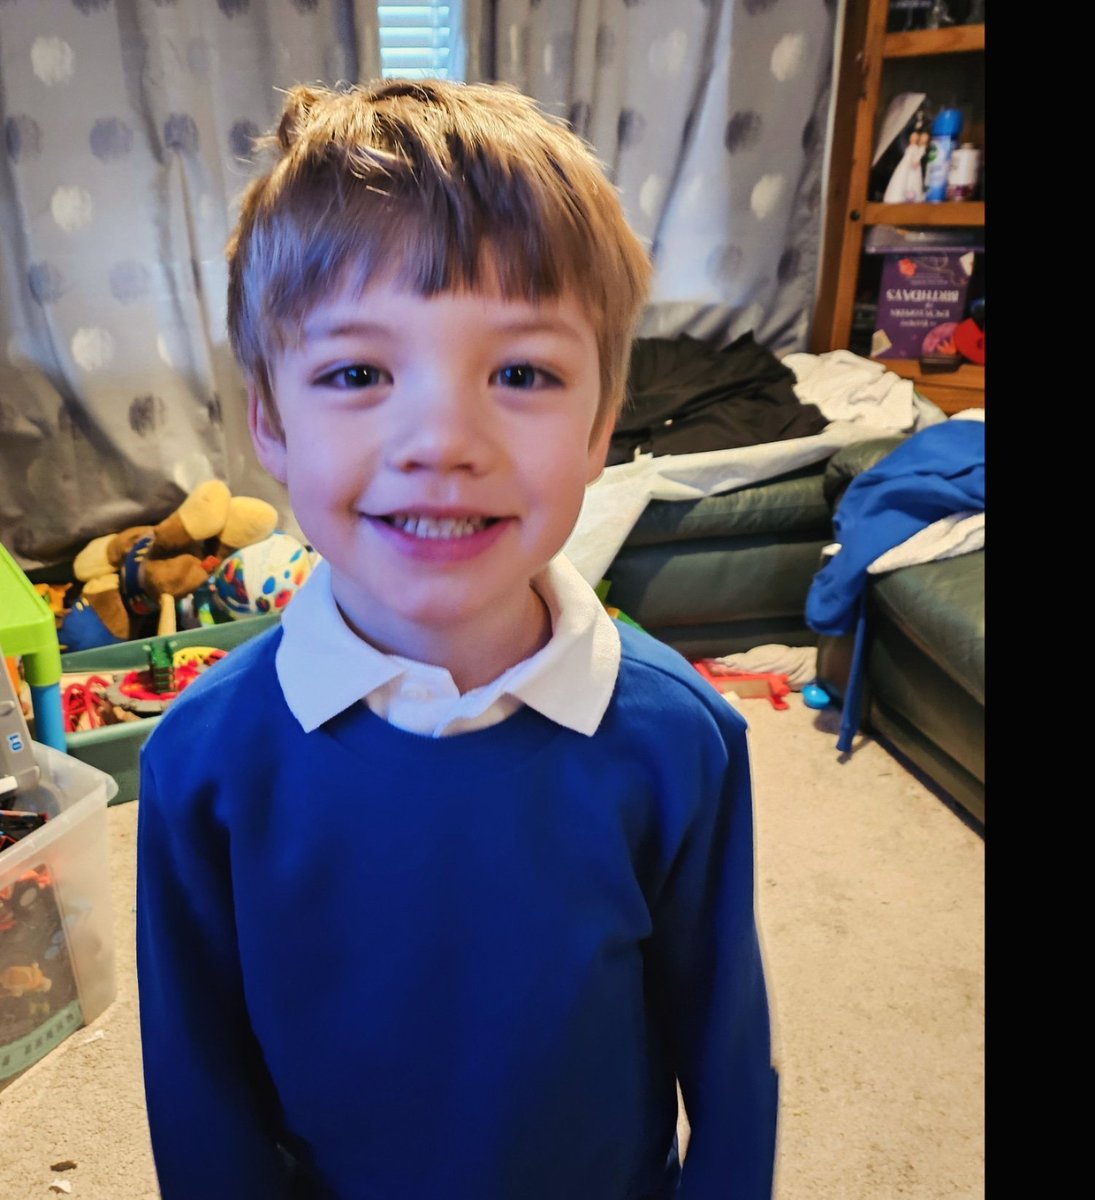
806, 419, 985, 637
805, 418, 985, 754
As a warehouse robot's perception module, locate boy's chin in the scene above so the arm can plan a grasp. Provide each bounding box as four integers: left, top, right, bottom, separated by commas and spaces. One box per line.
393, 580, 544, 630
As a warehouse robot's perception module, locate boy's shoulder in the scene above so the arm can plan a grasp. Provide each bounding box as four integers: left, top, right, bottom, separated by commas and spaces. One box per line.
613, 620, 748, 738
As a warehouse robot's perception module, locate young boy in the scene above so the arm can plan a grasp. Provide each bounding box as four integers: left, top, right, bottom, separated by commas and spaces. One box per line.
136, 78, 779, 1199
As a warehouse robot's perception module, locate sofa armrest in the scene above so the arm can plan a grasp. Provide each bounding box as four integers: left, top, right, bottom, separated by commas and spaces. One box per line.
823, 436, 907, 511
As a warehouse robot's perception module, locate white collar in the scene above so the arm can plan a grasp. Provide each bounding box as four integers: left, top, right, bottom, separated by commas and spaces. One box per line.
276, 555, 621, 737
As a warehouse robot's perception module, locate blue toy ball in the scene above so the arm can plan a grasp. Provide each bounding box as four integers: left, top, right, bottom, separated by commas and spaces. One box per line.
802, 681, 832, 710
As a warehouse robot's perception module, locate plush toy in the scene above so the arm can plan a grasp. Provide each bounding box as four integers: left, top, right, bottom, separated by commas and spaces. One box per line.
59, 480, 279, 652
201, 531, 314, 623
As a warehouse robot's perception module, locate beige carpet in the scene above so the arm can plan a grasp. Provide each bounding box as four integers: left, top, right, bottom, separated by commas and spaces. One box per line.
0, 694, 984, 1199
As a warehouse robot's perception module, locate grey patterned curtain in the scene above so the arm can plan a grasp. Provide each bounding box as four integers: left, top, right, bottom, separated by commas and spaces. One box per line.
474, 0, 837, 353
1, 0, 837, 570
0, 0, 379, 568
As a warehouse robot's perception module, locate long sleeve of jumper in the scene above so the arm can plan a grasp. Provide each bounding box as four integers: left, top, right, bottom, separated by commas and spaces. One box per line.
806, 418, 986, 635
136, 753, 299, 1196
136, 623, 778, 1200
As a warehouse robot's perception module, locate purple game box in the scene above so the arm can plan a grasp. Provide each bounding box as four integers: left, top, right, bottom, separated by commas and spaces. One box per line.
867, 242, 980, 360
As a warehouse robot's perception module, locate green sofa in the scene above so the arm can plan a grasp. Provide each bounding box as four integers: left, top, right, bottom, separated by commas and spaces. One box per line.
814, 438, 985, 825
604, 434, 985, 825
598, 332, 840, 659
602, 462, 834, 660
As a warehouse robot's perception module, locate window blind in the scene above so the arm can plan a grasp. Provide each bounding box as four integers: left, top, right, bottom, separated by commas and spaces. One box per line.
378, 2, 454, 80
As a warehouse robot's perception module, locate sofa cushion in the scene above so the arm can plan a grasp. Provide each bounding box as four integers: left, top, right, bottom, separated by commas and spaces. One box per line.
823, 436, 906, 510
869, 550, 984, 705
623, 465, 831, 547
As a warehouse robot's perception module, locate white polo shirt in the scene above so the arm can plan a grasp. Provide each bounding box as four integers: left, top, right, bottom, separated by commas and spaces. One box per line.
275, 555, 622, 738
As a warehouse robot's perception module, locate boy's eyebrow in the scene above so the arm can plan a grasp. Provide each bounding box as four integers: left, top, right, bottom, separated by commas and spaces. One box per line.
491, 318, 590, 346
302, 317, 392, 340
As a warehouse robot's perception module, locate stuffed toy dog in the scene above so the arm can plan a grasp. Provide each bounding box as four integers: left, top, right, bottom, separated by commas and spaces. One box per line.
59, 480, 278, 652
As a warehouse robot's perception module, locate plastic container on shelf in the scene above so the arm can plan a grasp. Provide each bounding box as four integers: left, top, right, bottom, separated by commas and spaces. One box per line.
946, 144, 981, 200
1, 741, 117, 1089
923, 108, 964, 202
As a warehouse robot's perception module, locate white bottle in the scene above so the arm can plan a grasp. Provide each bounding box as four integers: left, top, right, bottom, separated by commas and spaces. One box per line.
946, 144, 981, 201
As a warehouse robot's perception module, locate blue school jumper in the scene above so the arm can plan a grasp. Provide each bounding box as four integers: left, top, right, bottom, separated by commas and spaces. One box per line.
136, 622, 778, 1199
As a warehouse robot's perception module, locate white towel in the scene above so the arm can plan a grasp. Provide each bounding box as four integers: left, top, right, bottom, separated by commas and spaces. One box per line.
867, 511, 985, 576
783, 349, 946, 434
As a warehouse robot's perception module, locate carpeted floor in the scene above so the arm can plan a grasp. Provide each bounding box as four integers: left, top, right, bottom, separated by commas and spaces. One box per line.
0, 693, 985, 1199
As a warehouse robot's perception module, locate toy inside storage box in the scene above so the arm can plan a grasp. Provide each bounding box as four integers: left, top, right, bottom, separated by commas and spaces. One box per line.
1, 741, 117, 1090
61, 613, 280, 805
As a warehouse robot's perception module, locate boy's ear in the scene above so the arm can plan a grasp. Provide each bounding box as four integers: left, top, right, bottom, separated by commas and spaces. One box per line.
586, 416, 613, 485
247, 383, 288, 484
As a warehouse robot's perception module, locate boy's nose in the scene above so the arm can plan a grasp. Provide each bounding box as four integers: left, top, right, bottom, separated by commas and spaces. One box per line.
387, 393, 494, 475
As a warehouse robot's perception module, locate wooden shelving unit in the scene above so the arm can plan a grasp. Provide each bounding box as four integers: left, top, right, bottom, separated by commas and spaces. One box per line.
862, 200, 983, 226
811, 3, 986, 414
881, 359, 984, 413
884, 23, 984, 56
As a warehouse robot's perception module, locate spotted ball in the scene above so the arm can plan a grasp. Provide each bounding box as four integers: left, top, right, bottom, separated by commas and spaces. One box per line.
209, 532, 313, 621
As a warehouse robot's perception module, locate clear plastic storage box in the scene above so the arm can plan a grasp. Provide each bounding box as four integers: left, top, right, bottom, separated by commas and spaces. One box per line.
1, 741, 118, 1088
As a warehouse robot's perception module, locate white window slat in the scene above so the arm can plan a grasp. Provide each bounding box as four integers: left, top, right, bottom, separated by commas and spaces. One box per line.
379, 30, 451, 50
378, 1, 454, 79
380, 7, 448, 22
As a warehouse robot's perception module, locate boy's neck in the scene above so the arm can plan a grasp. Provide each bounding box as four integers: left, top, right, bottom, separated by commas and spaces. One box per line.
336, 583, 553, 695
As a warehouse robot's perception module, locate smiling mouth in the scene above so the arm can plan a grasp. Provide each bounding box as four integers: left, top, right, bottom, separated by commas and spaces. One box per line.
380, 513, 501, 539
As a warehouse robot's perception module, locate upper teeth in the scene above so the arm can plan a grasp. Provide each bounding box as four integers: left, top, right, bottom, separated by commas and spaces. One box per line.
388, 514, 489, 538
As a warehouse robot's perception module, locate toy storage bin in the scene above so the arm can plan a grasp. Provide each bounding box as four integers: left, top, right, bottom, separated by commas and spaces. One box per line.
1, 741, 117, 1089
61, 613, 280, 805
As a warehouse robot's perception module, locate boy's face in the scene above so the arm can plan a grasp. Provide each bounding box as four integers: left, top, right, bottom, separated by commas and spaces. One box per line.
250, 278, 610, 667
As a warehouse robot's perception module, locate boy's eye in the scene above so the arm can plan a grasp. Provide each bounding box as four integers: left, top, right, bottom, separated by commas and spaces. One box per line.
494, 363, 559, 390
318, 364, 389, 388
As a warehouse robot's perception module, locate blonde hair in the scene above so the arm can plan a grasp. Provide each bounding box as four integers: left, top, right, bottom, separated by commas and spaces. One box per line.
226, 78, 652, 433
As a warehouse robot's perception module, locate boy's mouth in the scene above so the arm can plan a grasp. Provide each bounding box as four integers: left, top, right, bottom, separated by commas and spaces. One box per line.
380, 513, 500, 540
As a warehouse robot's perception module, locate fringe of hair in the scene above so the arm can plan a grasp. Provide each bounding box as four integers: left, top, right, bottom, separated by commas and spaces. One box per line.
226, 79, 652, 430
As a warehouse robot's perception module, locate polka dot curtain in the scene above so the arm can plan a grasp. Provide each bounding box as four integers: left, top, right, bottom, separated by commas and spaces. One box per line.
474, 0, 837, 351
1, 0, 837, 570
0, 0, 380, 568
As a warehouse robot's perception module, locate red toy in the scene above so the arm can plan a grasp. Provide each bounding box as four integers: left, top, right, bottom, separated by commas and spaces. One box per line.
953, 316, 985, 365
691, 661, 792, 710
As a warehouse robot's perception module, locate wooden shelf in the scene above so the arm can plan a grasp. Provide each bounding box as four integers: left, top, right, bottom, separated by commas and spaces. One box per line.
810, 1, 986, 401
878, 358, 983, 414
884, 24, 985, 58
863, 201, 984, 227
